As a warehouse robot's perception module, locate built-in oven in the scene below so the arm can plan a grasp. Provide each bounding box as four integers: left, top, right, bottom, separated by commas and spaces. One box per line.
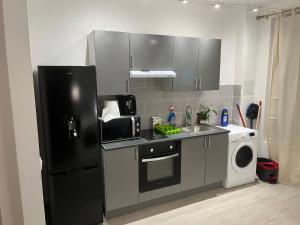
99, 115, 141, 143
139, 141, 181, 193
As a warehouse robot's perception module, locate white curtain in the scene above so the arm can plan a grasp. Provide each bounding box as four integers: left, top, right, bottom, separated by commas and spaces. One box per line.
267, 13, 300, 185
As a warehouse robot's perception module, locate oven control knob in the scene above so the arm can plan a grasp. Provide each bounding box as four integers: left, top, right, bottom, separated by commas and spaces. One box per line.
170, 145, 173, 149
150, 148, 154, 152
137, 123, 140, 126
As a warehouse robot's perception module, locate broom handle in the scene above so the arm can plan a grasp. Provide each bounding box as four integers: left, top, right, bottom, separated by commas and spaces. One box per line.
236, 104, 246, 128
256, 101, 262, 130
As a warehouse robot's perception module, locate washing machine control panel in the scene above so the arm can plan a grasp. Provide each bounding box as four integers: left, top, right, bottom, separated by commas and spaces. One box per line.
231, 132, 258, 142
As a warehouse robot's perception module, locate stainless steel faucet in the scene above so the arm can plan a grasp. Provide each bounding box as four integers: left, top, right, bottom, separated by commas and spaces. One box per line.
185, 105, 193, 127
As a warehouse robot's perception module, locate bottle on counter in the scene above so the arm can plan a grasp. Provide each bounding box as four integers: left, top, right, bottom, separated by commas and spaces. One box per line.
221, 108, 229, 127
168, 106, 176, 126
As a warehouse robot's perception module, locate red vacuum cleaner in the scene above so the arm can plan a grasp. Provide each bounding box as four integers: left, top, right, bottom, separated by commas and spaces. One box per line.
257, 158, 279, 184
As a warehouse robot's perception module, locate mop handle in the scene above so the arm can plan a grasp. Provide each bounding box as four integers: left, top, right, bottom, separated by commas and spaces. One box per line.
236, 104, 246, 128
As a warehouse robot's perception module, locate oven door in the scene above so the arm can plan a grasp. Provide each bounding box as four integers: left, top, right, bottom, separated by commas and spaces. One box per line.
139, 151, 181, 193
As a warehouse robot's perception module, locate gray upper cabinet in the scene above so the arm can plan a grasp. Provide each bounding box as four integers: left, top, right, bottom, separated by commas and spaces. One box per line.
181, 137, 205, 191
130, 33, 173, 71
205, 134, 228, 185
88, 30, 221, 94
198, 39, 221, 90
88, 31, 130, 95
102, 147, 139, 211
170, 37, 198, 92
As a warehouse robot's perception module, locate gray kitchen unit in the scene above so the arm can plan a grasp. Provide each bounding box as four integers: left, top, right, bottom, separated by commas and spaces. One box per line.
129, 33, 173, 71
102, 147, 139, 211
88, 30, 221, 93
181, 137, 205, 191
161, 36, 198, 92
181, 134, 228, 191
204, 133, 228, 184
87, 31, 130, 95
101, 131, 228, 217
161, 37, 221, 92
198, 39, 222, 90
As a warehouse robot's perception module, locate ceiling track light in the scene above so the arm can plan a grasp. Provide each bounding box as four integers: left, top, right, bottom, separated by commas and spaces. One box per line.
179, 0, 188, 4
214, 3, 221, 9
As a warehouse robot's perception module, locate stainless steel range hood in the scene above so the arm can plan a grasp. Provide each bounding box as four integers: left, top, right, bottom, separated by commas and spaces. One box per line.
130, 70, 176, 78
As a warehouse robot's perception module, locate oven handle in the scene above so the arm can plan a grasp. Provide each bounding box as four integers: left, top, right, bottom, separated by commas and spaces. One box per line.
141, 153, 179, 163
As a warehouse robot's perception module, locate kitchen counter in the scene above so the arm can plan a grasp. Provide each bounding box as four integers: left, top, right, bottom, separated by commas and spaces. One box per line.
101, 125, 229, 150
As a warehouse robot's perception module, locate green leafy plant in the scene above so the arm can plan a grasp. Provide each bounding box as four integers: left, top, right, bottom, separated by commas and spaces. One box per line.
197, 105, 217, 123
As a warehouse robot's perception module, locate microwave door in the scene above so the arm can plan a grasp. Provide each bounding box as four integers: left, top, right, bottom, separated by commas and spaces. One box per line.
101, 118, 133, 142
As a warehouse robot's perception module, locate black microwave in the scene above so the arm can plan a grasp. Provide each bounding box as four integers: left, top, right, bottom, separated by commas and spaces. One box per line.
99, 115, 141, 143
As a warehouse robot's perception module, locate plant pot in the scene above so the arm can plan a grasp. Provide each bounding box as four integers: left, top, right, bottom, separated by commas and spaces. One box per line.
196, 114, 208, 125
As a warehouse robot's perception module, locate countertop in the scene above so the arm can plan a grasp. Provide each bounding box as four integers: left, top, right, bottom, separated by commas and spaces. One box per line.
101, 125, 229, 150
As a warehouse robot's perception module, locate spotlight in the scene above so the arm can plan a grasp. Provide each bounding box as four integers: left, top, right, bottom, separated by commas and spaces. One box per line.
252, 8, 258, 13
179, 0, 188, 4
214, 3, 220, 9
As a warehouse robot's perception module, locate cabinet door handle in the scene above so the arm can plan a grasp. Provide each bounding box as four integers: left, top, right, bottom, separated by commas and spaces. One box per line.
130, 56, 133, 68
126, 79, 130, 93
198, 77, 202, 90
194, 77, 198, 91
135, 148, 138, 161
208, 137, 211, 149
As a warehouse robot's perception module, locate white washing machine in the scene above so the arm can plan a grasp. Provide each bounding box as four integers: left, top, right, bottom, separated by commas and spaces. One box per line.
218, 124, 258, 188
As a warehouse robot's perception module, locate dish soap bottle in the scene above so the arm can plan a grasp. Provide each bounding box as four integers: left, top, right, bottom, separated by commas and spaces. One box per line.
168, 106, 176, 126
221, 108, 229, 127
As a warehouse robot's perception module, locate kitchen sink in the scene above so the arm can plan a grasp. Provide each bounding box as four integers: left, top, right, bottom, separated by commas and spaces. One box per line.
182, 125, 212, 134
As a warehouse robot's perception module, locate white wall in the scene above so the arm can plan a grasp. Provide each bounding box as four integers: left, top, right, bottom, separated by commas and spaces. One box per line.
27, 0, 253, 85
0, 1, 24, 224
1, 0, 45, 224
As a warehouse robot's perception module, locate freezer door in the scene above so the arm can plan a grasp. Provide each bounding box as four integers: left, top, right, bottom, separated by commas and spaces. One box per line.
35, 66, 100, 171
42, 167, 103, 225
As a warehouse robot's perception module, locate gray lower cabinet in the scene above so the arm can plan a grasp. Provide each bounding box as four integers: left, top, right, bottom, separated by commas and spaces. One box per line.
130, 33, 173, 71
139, 184, 181, 202
198, 39, 221, 90
204, 134, 228, 185
102, 147, 139, 211
181, 137, 205, 191
88, 31, 130, 95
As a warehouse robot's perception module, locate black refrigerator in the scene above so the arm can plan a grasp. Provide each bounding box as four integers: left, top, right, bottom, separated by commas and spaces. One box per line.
34, 66, 103, 225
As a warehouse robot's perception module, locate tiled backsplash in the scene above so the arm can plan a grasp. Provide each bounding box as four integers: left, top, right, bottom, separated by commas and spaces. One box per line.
129, 78, 241, 130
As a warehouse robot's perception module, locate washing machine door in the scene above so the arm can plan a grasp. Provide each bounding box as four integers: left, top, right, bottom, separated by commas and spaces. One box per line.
231, 142, 255, 174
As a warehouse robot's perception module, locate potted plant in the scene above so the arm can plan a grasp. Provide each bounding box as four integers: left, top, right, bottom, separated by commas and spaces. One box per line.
196, 105, 217, 125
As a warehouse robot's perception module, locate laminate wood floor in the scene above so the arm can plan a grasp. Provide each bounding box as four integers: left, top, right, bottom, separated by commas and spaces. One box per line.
105, 182, 300, 225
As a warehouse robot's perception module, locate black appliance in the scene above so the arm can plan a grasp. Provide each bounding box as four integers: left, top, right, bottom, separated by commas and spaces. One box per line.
34, 66, 103, 225
117, 95, 136, 115
139, 141, 181, 193
99, 115, 141, 143
141, 129, 167, 141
